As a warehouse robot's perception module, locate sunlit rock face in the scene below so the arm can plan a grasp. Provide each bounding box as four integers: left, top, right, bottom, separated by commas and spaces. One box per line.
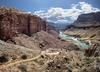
0, 8, 47, 40
73, 12, 100, 27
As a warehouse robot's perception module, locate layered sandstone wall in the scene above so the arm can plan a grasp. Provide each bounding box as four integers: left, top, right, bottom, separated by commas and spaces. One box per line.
73, 12, 100, 27
0, 8, 47, 40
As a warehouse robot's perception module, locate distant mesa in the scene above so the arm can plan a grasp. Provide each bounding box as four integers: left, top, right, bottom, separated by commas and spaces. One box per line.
73, 12, 100, 27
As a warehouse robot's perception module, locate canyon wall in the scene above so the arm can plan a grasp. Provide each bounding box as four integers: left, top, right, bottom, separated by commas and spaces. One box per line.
73, 12, 100, 27
0, 8, 47, 40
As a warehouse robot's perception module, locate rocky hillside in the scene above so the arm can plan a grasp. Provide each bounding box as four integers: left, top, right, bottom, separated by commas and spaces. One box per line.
0, 7, 47, 40
0, 39, 100, 72
65, 12, 100, 38
73, 12, 100, 27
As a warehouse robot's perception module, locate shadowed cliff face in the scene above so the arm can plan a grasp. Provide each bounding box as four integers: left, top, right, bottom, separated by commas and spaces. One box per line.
0, 9, 47, 40
65, 12, 100, 30
73, 12, 100, 27
64, 12, 100, 46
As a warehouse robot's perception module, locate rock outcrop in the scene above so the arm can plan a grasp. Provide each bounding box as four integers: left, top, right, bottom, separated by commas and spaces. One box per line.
0, 8, 47, 40
73, 12, 100, 27
65, 12, 100, 38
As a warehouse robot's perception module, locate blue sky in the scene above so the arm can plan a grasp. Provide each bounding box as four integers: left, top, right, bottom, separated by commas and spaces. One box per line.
0, 0, 100, 12
0, 0, 100, 23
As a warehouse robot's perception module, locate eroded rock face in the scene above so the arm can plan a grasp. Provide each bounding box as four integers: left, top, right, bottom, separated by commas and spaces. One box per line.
0, 10, 47, 40
73, 12, 100, 27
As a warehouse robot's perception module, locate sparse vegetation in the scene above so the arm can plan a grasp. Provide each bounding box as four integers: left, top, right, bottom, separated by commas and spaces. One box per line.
83, 57, 93, 65
18, 64, 27, 72
21, 55, 27, 60
0, 55, 8, 63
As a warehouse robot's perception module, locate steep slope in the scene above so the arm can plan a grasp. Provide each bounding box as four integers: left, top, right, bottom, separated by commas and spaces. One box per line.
0, 7, 47, 40
73, 12, 100, 27
32, 31, 70, 49
0, 39, 41, 62
7, 31, 70, 50
65, 12, 100, 39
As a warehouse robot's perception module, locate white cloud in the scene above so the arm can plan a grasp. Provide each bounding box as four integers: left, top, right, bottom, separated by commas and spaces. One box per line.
55, 19, 69, 23
34, 2, 100, 23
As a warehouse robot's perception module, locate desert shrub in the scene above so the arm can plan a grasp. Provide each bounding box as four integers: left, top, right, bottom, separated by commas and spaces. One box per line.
18, 65, 27, 72
0, 55, 8, 63
83, 57, 93, 65
21, 55, 27, 60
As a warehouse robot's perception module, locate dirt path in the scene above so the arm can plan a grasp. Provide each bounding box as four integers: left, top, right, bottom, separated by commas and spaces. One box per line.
0, 55, 41, 70
0, 51, 60, 70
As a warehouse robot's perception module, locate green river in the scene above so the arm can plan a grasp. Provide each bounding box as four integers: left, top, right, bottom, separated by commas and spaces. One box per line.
59, 31, 91, 49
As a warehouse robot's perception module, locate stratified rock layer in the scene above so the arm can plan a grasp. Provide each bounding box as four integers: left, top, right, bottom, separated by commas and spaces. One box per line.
0, 8, 47, 40
73, 12, 100, 27
65, 12, 100, 39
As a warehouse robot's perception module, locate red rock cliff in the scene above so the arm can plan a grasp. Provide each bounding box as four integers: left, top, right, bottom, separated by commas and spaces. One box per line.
0, 8, 47, 40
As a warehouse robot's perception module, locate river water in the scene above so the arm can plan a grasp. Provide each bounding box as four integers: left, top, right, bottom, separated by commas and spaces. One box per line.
59, 31, 91, 49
